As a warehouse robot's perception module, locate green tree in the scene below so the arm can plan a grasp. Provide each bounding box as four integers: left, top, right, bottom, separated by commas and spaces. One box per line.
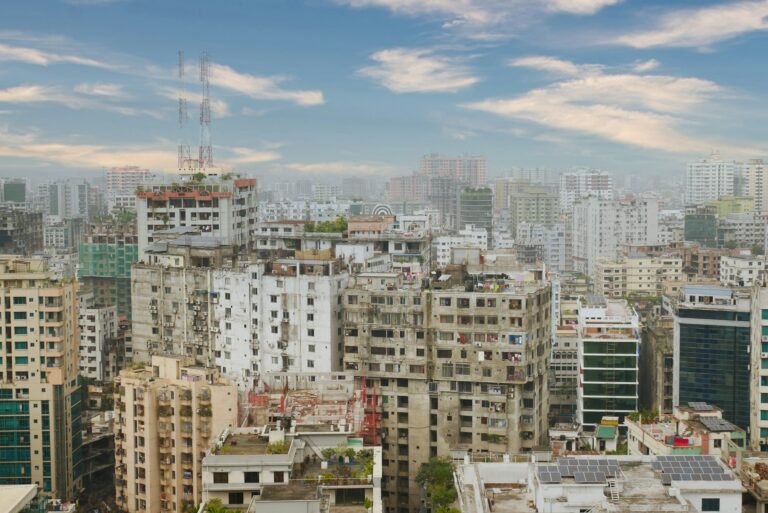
305, 216, 347, 233
416, 458, 457, 512
752, 244, 765, 256
191, 172, 207, 182
205, 499, 238, 513
724, 240, 738, 250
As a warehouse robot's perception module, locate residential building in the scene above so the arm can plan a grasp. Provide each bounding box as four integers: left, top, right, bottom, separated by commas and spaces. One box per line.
577, 296, 640, 427
343, 269, 551, 512
0, 257, 82, 499
1, 178, 27, 205
750, 286, 768, 450
135, 177, 257, 257
572, 195, 659, 276
78, 218, 138, 319
0, 208, 43, 256
458, 187, 493, 246
739, 159, 768, 212
720, 254, 766, 287
106, 166, 152, 197
639, 314, 674, 414
550, 296, 579, 423
419, 153, 486, 186
312, 184, 341, 202
684, 205, 718, 248
705, 195, 755, 216
43, 217, 82, 252
594, 255, 683, 299
559, 169, 613, 211
515, 223, 567, 272
114, 356, 238, 513
78, 301, 118, 382
507, 182, 559, 236
433, 225, 488, 268
717, 212, 768, 248
672, 285, 751, 431
686, 152, 738, 205
37, 180, 91, 219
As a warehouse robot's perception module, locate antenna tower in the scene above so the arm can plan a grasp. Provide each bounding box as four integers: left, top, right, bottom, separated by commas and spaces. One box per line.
177, 50, 193, 171
198, 51, 213, 170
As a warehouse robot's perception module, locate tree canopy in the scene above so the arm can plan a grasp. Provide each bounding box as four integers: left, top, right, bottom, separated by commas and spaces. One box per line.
305, 216, 347, 233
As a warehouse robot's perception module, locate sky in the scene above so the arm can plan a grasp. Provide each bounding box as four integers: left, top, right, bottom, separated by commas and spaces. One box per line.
0, 0, 767, 182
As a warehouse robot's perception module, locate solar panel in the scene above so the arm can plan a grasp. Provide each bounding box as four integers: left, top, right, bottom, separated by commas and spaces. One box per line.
661, 474, 672, 485
688, 401, 711, 411
699, 417, 738, 433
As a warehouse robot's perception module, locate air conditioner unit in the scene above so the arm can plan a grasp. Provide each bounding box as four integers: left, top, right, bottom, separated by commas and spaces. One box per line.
474, 342, 482, 348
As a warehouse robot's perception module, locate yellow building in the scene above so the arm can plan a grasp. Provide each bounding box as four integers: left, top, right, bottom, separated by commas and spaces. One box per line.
595, 256, 683, 298
0, 257, 82, 499
115, 356, 238, 513
704, 195, 755, 216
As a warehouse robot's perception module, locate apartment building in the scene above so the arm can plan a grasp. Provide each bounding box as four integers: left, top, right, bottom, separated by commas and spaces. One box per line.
558, 169, 613, 211
0, 257, 82, 499
750, 286, 768, 450
516, 222, 567, 272
135, 177, 257, 257
739, 159, 768, 212
342, 269, 551, 513
639, 314, 674, 415
43, 217, 82, 252
0, 208, 43, 256
550, 296, 579, 423
107, 166, 152, 196
458, 188, 493, 247
717, 212, 768, 248
114, 356, 238, 513
672, 285, 751, 431
78, 301, 117, 382
577, 296, 641, 428
419, 153, 486, 186
506, 182, 559, 236
433, 225, 488, 268
720, 254, 766, 287
594, 255, 683, 299
686, 152, 737, 205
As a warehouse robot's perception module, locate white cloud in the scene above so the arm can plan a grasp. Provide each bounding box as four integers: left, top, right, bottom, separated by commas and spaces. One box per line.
209, 63, 324, 106
223, 147, 282, 165
0, 42, 111, 68
74, 82, 127, 98
544, 0, 621, 15
508, 55, 602, 76
632, 59, 660, 73
358, 48, 480, 93
282, 160, 401, 176
615, 1, 768, 48
157, 87, 231, 118
463, 56, 756, 155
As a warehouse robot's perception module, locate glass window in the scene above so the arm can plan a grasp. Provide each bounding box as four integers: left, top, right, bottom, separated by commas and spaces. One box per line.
701, 498, 719, 512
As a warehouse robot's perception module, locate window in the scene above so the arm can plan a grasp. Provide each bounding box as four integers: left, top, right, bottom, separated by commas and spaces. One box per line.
701, 498, 719, 512
308, 344, 315, 352
271, 326, 278, 334
307, 360, 314, 368
273, 471, 285, 483
244, 472, 260, 483
308, 282, 315, 291
347, 295, 358, 305
213, 472, 228, 484
307, 313, 314, 322
307, 297, 315, 306
270, 295, 277, 303
228, 492, 244, 505
308, 329, 315, 337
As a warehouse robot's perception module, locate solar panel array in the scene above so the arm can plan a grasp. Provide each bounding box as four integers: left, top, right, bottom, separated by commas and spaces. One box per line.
537, 465, 562, 484
699, 416, 738, 433
688, 402, 712, 411
655, 455, 734, 482
536, 458, 622, 484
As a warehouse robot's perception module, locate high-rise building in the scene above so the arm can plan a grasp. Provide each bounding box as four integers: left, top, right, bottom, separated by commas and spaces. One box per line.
2, 179, 27, 204
684, 205, 718, 248
577, 296, 640, 427
37, 181, 91, 219
43, 217, 83, 252
638, 314, 674, 415
114, 356, 238, 513
507, 183, 559, 237
593, 255, 683, 299
672, 285, 751, 430
459, 187, 493, 246
0, 208, 43, 256
0, 257, 83, 499
419, 153, 486, 186
559, 169, 613, 211
106, 166, 152, 197
78, 301, 118, 382
135, 177, 257, 257
750, 286, 768, 450
78, 219, 138, 319
686, 152, 737, 205
739, 159, 768, 213
343, 269, 551, 512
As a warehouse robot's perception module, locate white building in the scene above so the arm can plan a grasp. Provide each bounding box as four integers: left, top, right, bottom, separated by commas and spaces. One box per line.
433, 224, 488, 268
572, 195, 659, 276
108, 193, 138, 213
516, 222, 567, 271
78, 302, 118, 382
720, 254, 766, 287
135, 177, 257, 257
312, 184, 341, 202
36, 180, 91, 219
559, 169, 613, 211
739, 159, 768, 212
718, 212, 767, 248
107, 166, 152, 196
686, 152, 737, 205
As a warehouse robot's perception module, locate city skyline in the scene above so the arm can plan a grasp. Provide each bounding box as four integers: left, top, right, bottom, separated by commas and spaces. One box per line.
0, 0, 767, 180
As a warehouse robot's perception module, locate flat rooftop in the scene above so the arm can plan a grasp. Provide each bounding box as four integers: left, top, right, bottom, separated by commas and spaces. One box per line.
259, 483, 319, 501
218, 434, 269, 455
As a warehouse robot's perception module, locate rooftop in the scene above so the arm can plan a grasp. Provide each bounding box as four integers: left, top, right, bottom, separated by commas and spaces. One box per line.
218, 433, 270, 455
258, 483, 319, 501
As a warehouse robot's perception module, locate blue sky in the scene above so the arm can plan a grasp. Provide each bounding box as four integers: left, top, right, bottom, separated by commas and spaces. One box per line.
0, 0, 767, 182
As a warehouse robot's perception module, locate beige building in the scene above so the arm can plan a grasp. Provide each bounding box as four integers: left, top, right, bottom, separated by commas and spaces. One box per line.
594, 255, 683, 299
0, 257, 82, 499
342, 268, 551, 513
114, 356, 238, 513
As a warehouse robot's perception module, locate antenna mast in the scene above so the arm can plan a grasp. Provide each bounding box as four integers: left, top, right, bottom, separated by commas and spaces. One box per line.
198, 51, 213, 170
177, 50, 193, 171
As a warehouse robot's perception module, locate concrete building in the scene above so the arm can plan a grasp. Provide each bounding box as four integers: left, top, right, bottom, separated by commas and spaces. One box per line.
0, 209, 43, 256
627, 403, 746, 457
672, 285, 751, 431
559, 169, 613, 211
78, 300, 118, 382
419, 153, 486, 186
717, 212, 767, 248
458, 188, 493, 246
0, 257, 82, 499
686, 152, 738, 205
550, 296, 579, 423
720, 254, 766, 287
114, 356, 238, 513
572, 195, 659, 276
433, 225, 488, 268
705, 195, 755, 216
506, 182, 559, 236
342, 268, 551, 512
577, 296, 640, 428
639, 314, 674, 415
739, 159, 768, 212
750, 286, 768, 450
515, 223, 567, 272
312, 184, 341, 202
107, 166, 152, 197
43, 217, 82, 252
78, 218, 138, 319
684, 205, 718, 248
135, 177, 257, 257
594, 255, 683, 299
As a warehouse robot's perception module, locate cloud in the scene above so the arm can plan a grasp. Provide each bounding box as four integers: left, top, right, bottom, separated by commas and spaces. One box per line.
508, 55, 602, 76
632, 59, 660, 73
157, 87, 231, 118
74, 82, 127, 98
615, 1, 768, 48
0, 42, 112, 68
223, 147, 282, 165
281, 160, 401, 176
463, 56, 757, 155
544, 0, 621, 15
0, 84, 162, 118
209, 63, 324, 106
358, 48, 480, 93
